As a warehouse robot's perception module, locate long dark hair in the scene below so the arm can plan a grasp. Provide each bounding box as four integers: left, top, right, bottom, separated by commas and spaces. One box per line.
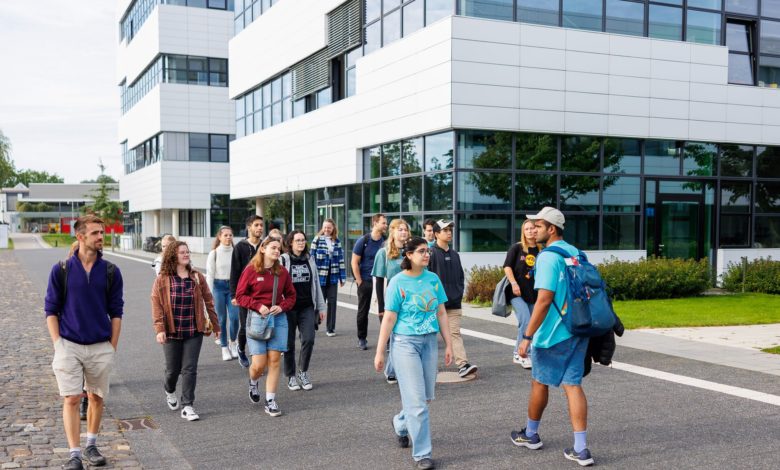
400, 237, 428, 270
285, 230, 309, 257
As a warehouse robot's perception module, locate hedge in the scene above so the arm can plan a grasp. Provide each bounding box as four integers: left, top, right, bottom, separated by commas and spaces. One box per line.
464, 257, 712, 304
722, 257, 780, 295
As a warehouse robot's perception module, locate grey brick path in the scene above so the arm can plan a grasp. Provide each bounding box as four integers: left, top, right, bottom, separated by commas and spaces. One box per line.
0, 252, 142, 469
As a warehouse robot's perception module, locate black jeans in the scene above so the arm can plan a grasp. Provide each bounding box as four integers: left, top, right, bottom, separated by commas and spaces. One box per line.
356, 278, 373, 341
284, 305, 316, 377
375, 277, 385, 320
237, 307, 248, 353
322, 281, 338, 333
162, 334, 203, 407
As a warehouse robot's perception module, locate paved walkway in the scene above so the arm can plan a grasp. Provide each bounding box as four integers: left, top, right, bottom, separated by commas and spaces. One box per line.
0, 251, 142, 469
8, 233, 51, 250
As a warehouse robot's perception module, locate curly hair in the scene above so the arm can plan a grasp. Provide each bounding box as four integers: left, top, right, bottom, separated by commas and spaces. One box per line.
249, 236, 283, 275
159, 241, 192, 276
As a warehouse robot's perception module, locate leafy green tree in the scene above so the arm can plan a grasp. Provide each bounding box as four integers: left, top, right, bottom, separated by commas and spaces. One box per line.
14, 169, 63, 185
80, 174, 117, 184
0, 130, 15, 188
82, 160, 122, 231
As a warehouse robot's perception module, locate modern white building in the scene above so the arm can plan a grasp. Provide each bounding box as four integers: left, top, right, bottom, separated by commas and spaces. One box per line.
116, 0, 253, 253
229, 0, 780, 277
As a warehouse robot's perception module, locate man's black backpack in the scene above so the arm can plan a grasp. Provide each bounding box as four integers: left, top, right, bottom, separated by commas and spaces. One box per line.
57, 259, 117, 303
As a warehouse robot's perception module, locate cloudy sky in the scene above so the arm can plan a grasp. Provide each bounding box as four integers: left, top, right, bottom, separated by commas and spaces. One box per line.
0, 1, 119, 183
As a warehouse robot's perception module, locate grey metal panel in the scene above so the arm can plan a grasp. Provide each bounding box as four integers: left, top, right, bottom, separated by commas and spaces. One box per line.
292, 48, 331, 101
327, 0, 362, 59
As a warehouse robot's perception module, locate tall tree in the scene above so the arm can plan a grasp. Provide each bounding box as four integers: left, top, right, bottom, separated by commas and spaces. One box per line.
80, 174, 117, 184
82, 160, 122, 232
0, 130, 15, 188
14, 169, 63, 185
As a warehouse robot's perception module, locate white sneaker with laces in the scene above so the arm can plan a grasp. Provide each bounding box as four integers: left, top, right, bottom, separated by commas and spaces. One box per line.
214, 338, 221, 345
165, 391, 179, 411
181, 405, 199, 421
221, 347, 232, 361
513, 353, 523, 364
298, 371, 313, 390
229, 342, 238, 359
519, 356, 532, 369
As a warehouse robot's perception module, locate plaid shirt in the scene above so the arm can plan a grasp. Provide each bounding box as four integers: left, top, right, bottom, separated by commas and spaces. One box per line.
168, 275, 196, 340
310, 236, 346, 286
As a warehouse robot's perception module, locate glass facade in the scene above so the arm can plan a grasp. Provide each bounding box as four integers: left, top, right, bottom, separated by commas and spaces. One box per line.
122, 132, 234, 174
234, 0, 277, 34
121, 0, 232, 44
210, 194, 256, 236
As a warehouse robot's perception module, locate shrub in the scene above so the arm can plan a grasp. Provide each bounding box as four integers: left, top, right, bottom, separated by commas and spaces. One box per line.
597, 257, 711, 300
722, 257, 780, 294
464, 265, 504, 305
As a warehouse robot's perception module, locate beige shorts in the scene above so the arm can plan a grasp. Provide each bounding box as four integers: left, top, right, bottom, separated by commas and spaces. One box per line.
52, 338, 115, 398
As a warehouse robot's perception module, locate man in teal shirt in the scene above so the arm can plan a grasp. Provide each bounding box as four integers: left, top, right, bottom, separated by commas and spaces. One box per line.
510, 207, 594, 467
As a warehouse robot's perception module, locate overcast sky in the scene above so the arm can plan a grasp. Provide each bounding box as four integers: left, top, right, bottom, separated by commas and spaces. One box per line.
0, 1, 119, 183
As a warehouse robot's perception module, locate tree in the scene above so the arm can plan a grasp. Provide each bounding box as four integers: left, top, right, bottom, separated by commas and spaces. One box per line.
80, 174, 117, 184
14, 169, 63, 185
0, 130, 15, 188
82, 160, 122, 231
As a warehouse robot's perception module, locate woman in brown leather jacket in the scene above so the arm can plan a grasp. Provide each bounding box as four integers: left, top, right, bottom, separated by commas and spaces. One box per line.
151, 241, 220, 422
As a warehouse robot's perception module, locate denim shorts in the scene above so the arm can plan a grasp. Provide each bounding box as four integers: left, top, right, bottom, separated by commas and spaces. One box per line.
246, 314, 288, 356
531, 335, 588, 387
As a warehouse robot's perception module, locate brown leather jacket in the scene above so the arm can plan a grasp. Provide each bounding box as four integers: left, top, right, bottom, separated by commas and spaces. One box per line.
151, 269, 220, 336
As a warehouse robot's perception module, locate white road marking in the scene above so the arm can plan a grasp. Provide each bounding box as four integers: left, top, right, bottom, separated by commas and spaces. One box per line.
107, 255, 780, 407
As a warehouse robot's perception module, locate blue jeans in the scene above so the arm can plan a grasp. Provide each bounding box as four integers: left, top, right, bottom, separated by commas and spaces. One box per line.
212, 279, 239, 347
391, 333, 438, 461
511, 297, 534, 353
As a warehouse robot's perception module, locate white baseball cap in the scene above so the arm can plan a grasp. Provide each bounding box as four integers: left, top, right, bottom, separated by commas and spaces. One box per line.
527, 207, 565, 230
433, 219, 454, 233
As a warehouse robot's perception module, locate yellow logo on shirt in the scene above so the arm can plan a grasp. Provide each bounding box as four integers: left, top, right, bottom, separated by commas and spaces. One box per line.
525, 254, 536, 267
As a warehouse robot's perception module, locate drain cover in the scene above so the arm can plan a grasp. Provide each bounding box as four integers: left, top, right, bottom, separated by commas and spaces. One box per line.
118, 417, 158, 431
436, 371, 476, 383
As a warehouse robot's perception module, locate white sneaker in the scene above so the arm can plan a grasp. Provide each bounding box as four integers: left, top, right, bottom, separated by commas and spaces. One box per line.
297, 371, 313, 391
519, 356, 532, 369
229, 342, 238, 359
214, 338, 221, 345
221, 347, 232, 361
165, 391, 179, 411
513, 353, 522, 365
326, 331, 336, 337
180, 405, 199, 421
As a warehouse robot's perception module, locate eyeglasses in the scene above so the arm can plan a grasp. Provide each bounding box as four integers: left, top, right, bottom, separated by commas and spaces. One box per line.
293, 239, 306, 243
414, 248, 431, 255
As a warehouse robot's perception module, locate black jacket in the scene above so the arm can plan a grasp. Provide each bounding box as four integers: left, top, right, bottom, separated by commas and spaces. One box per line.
583, 313, 625, 377
428, 244, 464, 309
229, 239, 259, 298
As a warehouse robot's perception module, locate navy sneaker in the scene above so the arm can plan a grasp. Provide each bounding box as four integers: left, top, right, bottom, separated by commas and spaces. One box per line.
510, 428, 543, 450
563, 448, 594, 467
237, 349, 250, 368
358, 339, 368, 350
392, 418, 409, 448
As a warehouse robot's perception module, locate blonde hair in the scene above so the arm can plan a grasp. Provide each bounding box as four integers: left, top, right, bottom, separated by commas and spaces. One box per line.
520, 219, 543, 253
386, 218, 409, 260
317, 218, 339, 240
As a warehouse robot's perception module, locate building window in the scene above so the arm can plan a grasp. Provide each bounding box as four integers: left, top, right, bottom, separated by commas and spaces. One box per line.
518, 0, 559, 26
364, 0, 453, 57
179, 209, 206, 237
121, 0, 232, 44
210, 194, 255, 236
727, 20, 757, 85
605, 0, 644, 37
686, 9, 721, 45
725, 0, 757, 16
234, 71, 293, 136
649, 4, 683, 41
189, 133, 232, 162
235, 0, 277, 34
459, 0, 514, 21
563, 0, 602, 32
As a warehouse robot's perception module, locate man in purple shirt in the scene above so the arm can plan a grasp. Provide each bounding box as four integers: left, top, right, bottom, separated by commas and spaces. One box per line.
45, 215, 124, 470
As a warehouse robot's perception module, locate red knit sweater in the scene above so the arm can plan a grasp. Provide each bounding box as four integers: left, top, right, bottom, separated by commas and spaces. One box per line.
235, 264, 296, 312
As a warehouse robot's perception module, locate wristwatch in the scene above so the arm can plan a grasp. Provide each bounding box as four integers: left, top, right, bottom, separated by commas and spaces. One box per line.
522, 334, 533, 341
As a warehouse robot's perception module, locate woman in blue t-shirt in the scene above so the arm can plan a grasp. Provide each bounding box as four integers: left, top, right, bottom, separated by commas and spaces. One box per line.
374, 237, 452, 470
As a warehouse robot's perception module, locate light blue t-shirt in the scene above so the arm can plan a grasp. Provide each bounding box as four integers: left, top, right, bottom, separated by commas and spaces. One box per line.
386, 271, 448, 336
371, 247, 403, 281
532, 240, 578, 349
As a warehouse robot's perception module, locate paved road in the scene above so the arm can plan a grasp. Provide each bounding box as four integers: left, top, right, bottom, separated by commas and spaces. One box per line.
11, 247, 780, 469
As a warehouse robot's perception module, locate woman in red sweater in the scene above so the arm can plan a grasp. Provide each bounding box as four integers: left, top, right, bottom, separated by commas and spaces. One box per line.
235, 235, 295, 417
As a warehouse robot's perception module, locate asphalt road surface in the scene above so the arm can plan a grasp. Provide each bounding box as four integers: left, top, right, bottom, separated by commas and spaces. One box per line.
14, 247, 780, 469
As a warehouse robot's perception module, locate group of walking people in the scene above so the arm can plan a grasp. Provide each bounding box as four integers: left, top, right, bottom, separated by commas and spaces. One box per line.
46, 204, 597, 470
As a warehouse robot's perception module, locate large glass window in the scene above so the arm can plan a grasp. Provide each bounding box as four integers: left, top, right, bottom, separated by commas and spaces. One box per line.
426, 0, 452, 24
402, 176, 423, 212
425, 132, 454, 171
515, 174, 557, 210
516, 133, 558, 171
458, 213, 511, 252
644, 140, 681, 176
382, 143, 402, 177
188, 133, 232, 162
727, 20, 756, 86
364, 181, 381, 213
764, 1, 780, 19
234, 0, 276, 34
688, 0, 720, 9
686, 10, 721, 45
403, 0, 424, 35
424, 172, 454, 211
759, 55, 780, 88
564, 214, 599, 250
402, 138, 424, 174
383, 8, 402, 46
603, 138, 641, 174
725, 0, 757, 16
755, 216, 780, 247
235, 71, 294, 136
761, 20, 780, 55
720, 144, 753, 177
561, 136, 600, 173
649, 4, 683, 41
562, 0, 602, 32
603, 214, 640, 249
457, 131, 512, 169
757, 146, 780, 178
517, 0, 559, 26
458, 171, 512, 210
364, 146, 381, 179
683, 142, 717, 177
383, 179, 401, 213
756, 182, 780, 213
606, 0, 644, 37
560, 175, 600, 211
603, 177, 641, 212
459, 0, 514, 21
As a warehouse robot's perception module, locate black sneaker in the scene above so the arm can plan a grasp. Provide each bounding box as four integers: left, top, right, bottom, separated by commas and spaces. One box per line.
62, 456, 84, 470
386, 375, 398, 384
358, 339, 368, 350
458, 363, 478, 378
237, 349, 250, 368
414, 457, 436, 469
564, 447, 594, 466
79, 395, 88, 421
510, 428, 543, 450
265, 399, 282, 417
83, 445, 106, 466
248, 381, 261, 404
393, 418, 409, 448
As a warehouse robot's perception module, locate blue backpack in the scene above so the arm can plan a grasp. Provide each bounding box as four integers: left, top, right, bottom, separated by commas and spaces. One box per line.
543, 246, 616, 337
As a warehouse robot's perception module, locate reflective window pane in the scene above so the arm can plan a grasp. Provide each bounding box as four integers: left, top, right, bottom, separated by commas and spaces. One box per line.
364, 146, 381, 179
565, 214, 599, 250
729, 53, 755, 85
383, 179, 401, 213
402, 138, 423, 174
755, 217, 780, 247
726, 22, 751, 53
364, 21, 381, 55
561, 136, 600, 172
688, 0, 720, 9
759, 55, 780, 88
764, 0, 780, 19
516, 173, 557, 210
606, 0, 644, 37
562, 0, 602, 32
457, 130, 512, 169
761, 20, 780, 55
560, 175, 600, 211
721, 182, 751, 214
426, 0, 452, 24
403, 0, 424, 36
425, 132, 454, 171
458, 213, 511, 252
720, 144, 753, 177
516, 133, 558, 171
686, 10, 721, 45
402, 176, 422, 212
458, 171, 512, 211
644, 140, 681, 176
756, 182, 780, 213
725, 0, 757, 15
384, 0, 401, 14
424, 172, 454, 211
383, 9, 401, 46
603, 177, 640, 212
683, 142, 717, 177
720, 215, 751, 247
366, 0, 381, 23
603, 214, 640, 249
460, 0, 513, 21
382, 143, 402, 177
649, 5, 682, 41
518, 0, 559, 27
603, 138, 641, 174
364, 181, 381, 214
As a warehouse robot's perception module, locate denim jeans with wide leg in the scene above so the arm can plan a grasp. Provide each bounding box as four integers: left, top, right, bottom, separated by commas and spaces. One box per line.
510, 297, 534, 353
391, 333, 438, 462
213, 279, 239, 347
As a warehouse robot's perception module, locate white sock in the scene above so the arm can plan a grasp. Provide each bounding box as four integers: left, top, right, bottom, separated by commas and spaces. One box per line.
266, 392, 275, 401
86, 433, 97, 447
250, 379, 258, 386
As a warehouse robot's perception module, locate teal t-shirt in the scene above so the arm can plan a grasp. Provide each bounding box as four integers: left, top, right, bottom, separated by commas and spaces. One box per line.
371, 247, 404, 281
532, 240, 578, 349
386, 271, 448, 336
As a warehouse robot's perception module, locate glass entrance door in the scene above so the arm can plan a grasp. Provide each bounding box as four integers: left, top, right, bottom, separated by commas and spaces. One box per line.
655, 195, 704, 259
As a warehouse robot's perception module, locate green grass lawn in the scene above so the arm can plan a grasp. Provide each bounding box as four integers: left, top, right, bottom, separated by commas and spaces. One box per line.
762, 346, 780, 354
42, 233, 114, 248
614, 293, 780, 329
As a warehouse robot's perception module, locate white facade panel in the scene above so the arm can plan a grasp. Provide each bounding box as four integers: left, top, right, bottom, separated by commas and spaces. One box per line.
117, 87, 164, 148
